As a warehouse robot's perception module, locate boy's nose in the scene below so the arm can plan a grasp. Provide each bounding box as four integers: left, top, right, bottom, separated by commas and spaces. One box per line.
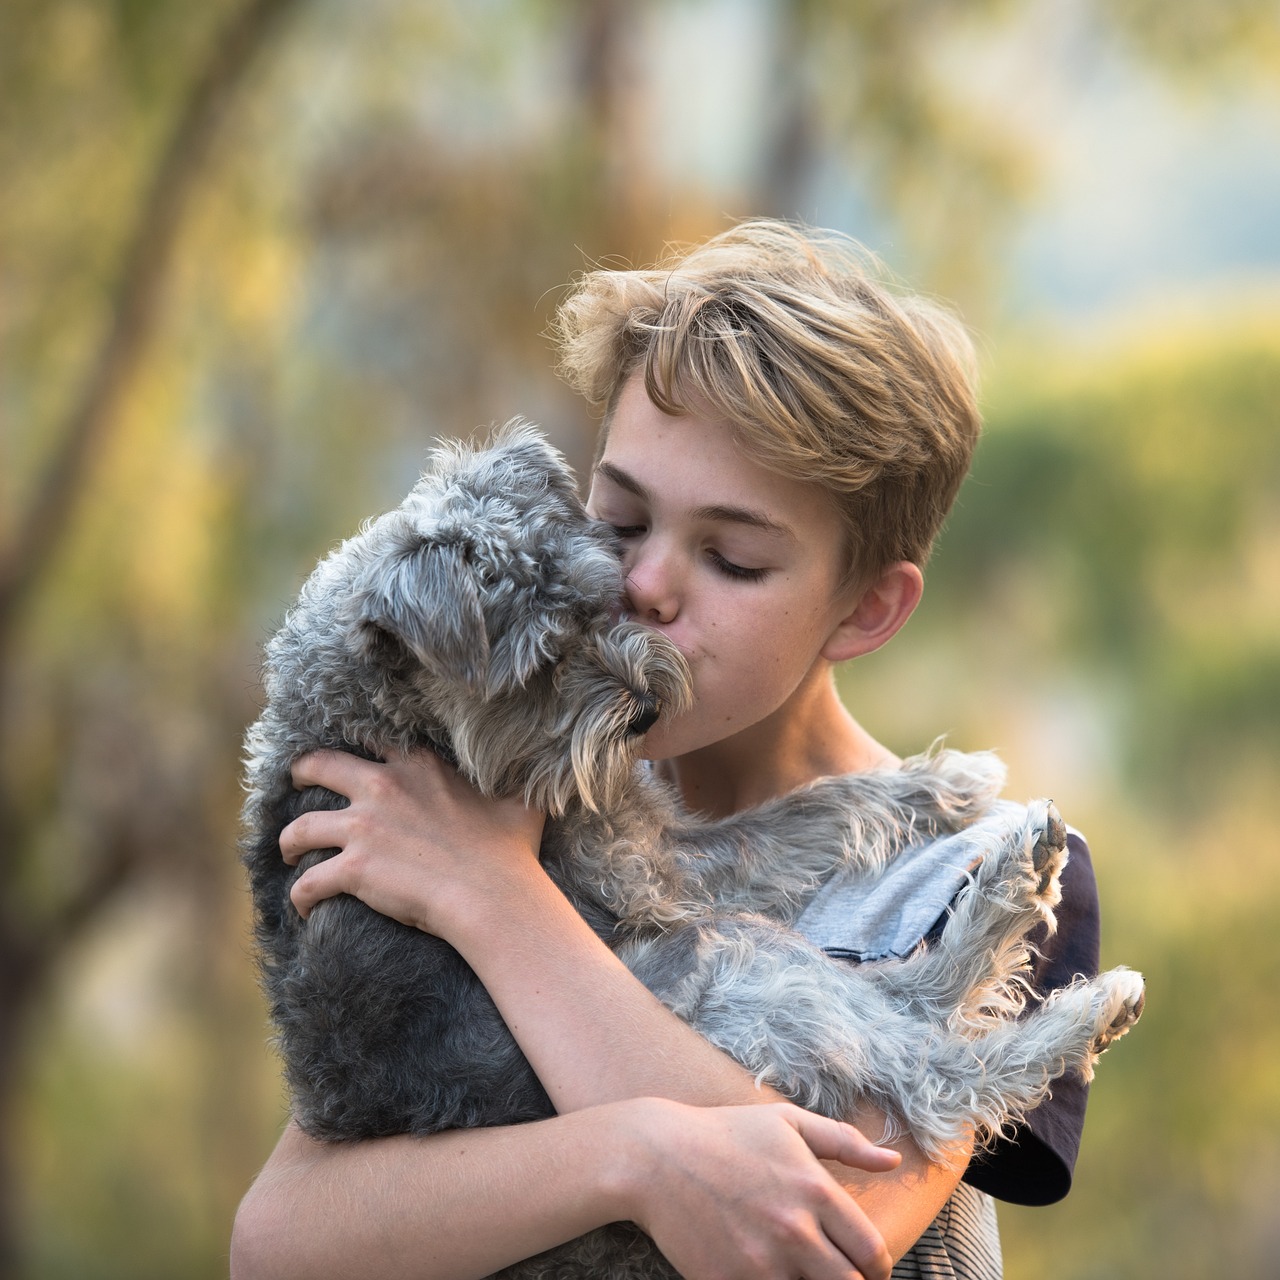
623, 545, 679, 624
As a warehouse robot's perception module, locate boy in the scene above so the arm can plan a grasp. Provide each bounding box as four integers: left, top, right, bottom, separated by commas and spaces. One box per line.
232, 221, 1099, 1280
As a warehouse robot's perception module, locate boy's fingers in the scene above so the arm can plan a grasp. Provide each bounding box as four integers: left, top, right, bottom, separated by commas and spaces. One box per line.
775, 1224, 884, 1280
279, 810, 346, 865
788, 1108, 902, 1172
779, 1110, 896, 1280
821, 1202, 895, 1280
290, 748, 372, 793
289, 848, 364, 917
289, 864, 334, 918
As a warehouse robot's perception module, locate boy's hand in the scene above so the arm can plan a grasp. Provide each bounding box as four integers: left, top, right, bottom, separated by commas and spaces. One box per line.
615, 1098, 900, 1280
280, 747, 546, 938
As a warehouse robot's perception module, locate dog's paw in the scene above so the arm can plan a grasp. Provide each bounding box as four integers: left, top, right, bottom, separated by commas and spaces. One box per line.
1089, 967, 1146, 1054
1025, 799, 1068, 902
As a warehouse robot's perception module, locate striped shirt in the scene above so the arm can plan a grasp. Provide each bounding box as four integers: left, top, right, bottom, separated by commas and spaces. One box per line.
892, 1182, 1002, 1280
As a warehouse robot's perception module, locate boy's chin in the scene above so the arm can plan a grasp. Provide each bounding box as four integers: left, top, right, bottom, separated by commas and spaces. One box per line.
634, 720, 678, 762
634, 716, 721, 764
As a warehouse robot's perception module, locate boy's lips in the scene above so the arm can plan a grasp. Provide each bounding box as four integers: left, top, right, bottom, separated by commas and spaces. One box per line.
608, 605, 696, 665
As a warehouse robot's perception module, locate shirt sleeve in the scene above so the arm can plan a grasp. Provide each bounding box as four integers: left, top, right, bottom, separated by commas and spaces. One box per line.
961, 830, 1102, 1206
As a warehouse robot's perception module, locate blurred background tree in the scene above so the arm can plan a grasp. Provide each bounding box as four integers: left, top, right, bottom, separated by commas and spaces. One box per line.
1, 0, 1277, 1276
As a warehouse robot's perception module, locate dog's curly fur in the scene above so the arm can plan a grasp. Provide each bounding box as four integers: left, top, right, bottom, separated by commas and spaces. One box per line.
241, 422, 1143, 1280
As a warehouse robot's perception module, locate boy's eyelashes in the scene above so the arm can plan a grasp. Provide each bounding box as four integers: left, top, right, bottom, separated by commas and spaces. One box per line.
607, 523, 770, 584
707, 550, 769, 582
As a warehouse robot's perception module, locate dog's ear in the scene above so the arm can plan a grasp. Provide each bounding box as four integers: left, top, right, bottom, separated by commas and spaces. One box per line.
353, 540, 489, 686
486, 596, 568, 694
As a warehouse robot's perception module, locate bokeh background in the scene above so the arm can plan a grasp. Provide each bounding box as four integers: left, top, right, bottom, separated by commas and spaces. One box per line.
2, 1, 1278, 1277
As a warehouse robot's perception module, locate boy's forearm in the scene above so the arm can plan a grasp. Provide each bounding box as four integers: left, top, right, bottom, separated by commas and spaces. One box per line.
448, 859, 775, 1112
231, 1110, 634, 1280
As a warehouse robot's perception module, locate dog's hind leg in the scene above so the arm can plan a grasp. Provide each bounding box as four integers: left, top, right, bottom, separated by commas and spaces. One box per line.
614, 914, 887, 1116
904, 965, 1146, 1155
615, 911, 1143, 1165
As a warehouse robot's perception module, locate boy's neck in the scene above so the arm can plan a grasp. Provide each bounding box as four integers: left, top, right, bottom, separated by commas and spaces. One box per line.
655, 667, 898, 819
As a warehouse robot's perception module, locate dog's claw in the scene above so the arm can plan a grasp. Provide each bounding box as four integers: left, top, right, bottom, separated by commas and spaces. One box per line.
1091, 970, 1146, 1053
1118, 988, 1145, 1028
1028, 800, 1067, 896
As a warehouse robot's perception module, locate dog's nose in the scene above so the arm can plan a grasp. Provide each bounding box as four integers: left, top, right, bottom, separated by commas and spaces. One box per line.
626, 692, 662, 737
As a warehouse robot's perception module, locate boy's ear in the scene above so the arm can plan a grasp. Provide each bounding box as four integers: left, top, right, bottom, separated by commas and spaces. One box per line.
821, 560, 924, 663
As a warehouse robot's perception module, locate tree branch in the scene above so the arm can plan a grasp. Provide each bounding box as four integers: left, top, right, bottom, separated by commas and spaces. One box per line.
0, 0, 303, 647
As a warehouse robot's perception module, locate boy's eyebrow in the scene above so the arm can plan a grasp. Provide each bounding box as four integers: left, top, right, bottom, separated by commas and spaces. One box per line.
593, 462, 795, 540
594, 461, 650, 501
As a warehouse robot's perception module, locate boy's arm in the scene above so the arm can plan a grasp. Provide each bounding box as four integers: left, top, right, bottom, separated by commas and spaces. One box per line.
231, 1112, 625, 1280
439, 850, 970, 1263
232, 1099, 901, 1280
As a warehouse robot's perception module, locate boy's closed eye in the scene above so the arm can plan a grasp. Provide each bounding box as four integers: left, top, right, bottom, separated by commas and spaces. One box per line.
706, 549, 769, 582
609, 522, 770, 583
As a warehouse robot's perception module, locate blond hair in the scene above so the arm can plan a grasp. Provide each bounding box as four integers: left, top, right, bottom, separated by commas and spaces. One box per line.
553, 219, 981, 583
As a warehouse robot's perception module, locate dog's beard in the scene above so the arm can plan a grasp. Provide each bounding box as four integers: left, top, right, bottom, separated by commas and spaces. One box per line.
567, 628, 691, 814
443, 626, 691, 817
566, 702, 644, 815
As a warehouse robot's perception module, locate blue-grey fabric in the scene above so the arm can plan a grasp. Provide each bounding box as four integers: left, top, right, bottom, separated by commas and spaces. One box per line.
794, 801, 1026, 962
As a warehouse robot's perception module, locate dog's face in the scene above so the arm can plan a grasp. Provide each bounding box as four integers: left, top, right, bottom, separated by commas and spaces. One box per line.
342, 423, 691, 814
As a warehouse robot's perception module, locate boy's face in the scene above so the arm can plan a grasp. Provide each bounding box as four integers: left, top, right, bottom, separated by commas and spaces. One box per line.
585, 373, 858, 762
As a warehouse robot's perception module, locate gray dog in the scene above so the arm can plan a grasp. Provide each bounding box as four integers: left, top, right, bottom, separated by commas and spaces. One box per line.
241, 423, 1143, 1279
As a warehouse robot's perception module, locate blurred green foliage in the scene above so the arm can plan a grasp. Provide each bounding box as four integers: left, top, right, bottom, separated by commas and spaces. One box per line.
936, 329, 1280, 799
981, 333, 1280, 1275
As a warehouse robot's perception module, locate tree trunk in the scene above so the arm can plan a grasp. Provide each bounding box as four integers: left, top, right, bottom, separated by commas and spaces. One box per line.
0, 0, 303, 649
0, 0, 304, 1271
0, 944, 40, 1280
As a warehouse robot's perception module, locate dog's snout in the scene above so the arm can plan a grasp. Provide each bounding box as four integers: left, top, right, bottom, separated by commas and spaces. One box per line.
626, 691, 662, 737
